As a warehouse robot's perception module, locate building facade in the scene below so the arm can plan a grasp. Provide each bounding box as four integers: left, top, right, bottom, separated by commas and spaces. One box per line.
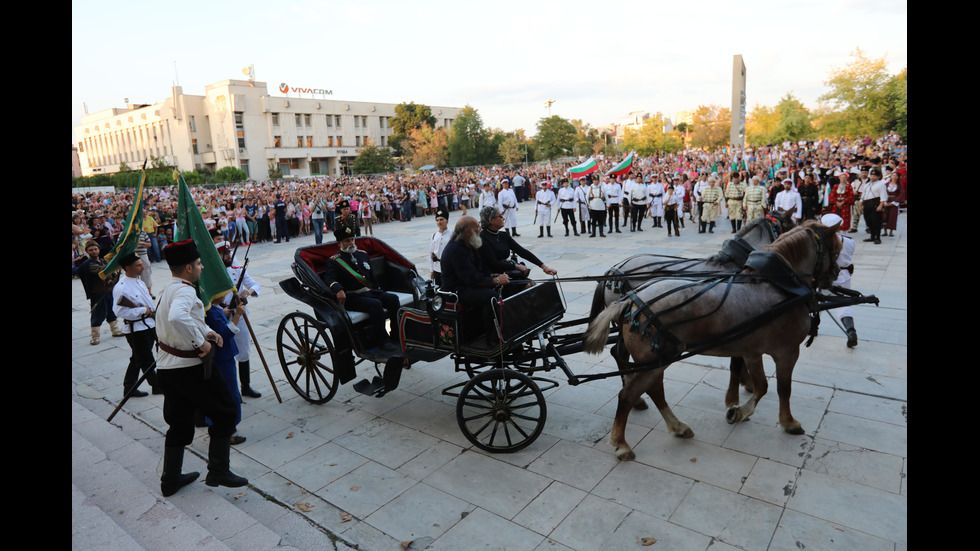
74, 79, 462, 180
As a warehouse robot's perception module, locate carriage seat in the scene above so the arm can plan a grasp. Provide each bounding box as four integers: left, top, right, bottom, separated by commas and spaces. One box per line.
317, 254, 415, 326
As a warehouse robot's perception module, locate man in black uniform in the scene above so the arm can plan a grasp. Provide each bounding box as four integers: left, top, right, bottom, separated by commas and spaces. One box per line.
334, 199, 360, 237
272, 194, 289, 243
321, 226, 399, 350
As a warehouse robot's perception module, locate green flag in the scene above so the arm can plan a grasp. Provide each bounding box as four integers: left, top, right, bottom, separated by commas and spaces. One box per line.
174, 171, 233, 309
99, 161, 147, 280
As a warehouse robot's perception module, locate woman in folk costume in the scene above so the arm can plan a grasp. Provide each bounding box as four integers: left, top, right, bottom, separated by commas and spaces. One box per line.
827, 174, 854, 231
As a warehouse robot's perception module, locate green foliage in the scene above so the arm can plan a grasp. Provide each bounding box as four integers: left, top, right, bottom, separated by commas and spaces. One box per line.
390, 102, 437, 155
268, 163, 284, 180
746, 104, 779, 146
770, 94, 813, 143
818, 48, 892, 137
621, 115, 682, 155
498, 133, 527, 164
352, 143, 396, 174
533, 116, 577, 160
181, 171, 204, 187
447, 106, 493, 167
214, 166, 248, 183
119, 162, 132, 173
885, 68, 907, 139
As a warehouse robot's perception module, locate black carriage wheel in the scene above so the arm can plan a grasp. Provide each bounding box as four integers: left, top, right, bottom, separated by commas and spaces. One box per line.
456, 369, 546, 453
277, 312, 338, 404
463, 341, 539, 379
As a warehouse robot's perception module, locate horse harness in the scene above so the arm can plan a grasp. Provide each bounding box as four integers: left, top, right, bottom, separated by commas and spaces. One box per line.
617, 226, 832, 373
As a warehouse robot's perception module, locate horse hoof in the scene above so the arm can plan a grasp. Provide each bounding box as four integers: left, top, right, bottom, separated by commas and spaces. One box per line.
634, 398, 649, 410
726, 406, 741, 424
615, 448, 636, 462
676, 427, 694, 439
784, 424, 805, 435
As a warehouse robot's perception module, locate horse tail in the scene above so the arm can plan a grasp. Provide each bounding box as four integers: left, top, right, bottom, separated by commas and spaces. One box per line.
584, 301, 629, 355
589, 281, 609, 321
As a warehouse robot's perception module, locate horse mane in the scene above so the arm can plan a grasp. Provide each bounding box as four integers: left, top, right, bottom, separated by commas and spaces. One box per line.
765, 221, 822, 268
705, 217, 765, 263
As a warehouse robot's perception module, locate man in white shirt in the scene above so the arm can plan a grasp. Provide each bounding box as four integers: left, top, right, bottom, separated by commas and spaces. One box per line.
113, 253, 159, 398
535, 182, 556, 238
773, 179, 802, 221
156, 239, 247, 497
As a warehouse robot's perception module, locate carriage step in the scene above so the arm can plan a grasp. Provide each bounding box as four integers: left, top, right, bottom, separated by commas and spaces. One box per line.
353, 376, 387, 397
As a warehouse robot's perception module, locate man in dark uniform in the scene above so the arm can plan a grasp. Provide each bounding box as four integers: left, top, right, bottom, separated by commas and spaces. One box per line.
321, 226, 398, 350
441, 216, 512, 347
272, 194, 289, 243
334, 199, 360, 237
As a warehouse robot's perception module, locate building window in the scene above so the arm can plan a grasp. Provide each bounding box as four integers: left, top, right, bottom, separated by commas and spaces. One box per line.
297, 137, 303, 147
354, 117, 359, 129
336, 137, 342, 147
328, 136, 334, 147
272, 113, 280, 126
295, 114, 302, 127
363, 116, 368, 127
279, 161, 290, 176
192, 138, 198, 154
274, 136, 281, 148
235, 112, 245, 149
189, 116, 196, 132
327, 116, 333, 127
240, 160, 249, 178
304, 114, 311, 126
335, 115, 341, 128
355, 136, 361, 147
306, 136, 313, 148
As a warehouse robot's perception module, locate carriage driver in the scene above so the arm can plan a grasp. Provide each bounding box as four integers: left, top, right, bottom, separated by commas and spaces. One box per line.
321, 226, 400, 352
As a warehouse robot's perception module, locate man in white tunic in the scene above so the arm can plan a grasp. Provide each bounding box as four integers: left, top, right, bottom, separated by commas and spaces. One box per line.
497, 179, 520, 236
535, 182, 556, 238
155, 239, 248, 497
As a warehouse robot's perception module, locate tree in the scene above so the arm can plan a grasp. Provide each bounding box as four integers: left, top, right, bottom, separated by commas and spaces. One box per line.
390, 102, 437, 156
214, 166, 247, 183
621, 114, 683, 155
534, 116, 577, 160
770, 94, 813, 143
690, 105, 731, 150
447, 105, 492, 167
819, 48, 891, 136
406, 123, 448, 168
885, 68, 907, 139
498, 133, 527, 164
352, 140, 396, 174
746, 104, 779, 145
268, 163, 284, 180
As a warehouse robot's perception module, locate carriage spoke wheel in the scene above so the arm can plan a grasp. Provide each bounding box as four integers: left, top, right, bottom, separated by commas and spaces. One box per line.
456, 369, 546, 453
277, 312, 338, 404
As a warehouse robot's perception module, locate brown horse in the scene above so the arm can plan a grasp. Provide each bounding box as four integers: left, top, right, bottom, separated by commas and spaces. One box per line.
584, 221, 842, 461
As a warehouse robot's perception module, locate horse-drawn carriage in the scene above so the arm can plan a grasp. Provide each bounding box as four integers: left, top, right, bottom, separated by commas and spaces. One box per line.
276, 222, 877, 459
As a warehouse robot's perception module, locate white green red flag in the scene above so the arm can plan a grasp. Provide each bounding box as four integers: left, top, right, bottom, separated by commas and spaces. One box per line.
567, 157, 598, 179
605, 151, 635, 177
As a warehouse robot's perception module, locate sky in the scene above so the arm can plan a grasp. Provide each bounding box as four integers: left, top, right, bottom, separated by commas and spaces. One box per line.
72, 0, 907, 138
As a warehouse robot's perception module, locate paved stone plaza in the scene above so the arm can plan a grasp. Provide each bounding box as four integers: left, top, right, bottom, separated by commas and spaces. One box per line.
73, 209, 907, 551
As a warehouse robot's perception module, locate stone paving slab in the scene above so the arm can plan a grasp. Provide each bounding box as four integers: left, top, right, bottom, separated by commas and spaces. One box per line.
73, 209, 907, 550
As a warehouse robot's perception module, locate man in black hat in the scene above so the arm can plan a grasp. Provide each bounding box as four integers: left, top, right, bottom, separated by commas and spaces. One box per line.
155, 239, 247, 497
112, 252, 159, 397
321, 226, 399, 351
335, 199, 360, 237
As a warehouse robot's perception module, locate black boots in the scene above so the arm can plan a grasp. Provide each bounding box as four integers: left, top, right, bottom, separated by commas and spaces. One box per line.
547, 226, 552, 238
842, 317, 858, 348
240, 361, 261, 398
161, 446, 200, 497
205, 436, 248, 489
709, 222, 715, 233
538, 227, 544, 238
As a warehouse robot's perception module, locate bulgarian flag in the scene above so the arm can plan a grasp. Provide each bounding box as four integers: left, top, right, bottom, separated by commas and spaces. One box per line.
174, 170, 234, 309
567, 157, 598, 179
99, 160, 148, 280
605, 151, 635, 177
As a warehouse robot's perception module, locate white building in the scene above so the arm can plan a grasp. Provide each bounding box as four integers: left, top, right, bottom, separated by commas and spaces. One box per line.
74, 79, 462, 180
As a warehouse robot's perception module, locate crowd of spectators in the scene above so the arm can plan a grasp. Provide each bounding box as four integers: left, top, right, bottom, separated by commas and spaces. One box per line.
72, 132, 906, 274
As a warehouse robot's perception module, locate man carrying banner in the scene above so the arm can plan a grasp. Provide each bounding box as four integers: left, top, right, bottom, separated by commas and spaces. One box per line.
155, 239, 247, 497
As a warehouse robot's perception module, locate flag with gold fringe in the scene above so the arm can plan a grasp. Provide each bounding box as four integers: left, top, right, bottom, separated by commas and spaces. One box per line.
99, 160, 148, 280
173, 170, 233, 309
